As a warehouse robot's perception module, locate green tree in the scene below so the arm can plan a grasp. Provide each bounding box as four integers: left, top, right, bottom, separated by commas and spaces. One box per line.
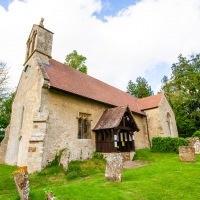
0, 92, 14, 141
161, 53, 200, 137
64, 50, 88, 74
127, 77, 154, 98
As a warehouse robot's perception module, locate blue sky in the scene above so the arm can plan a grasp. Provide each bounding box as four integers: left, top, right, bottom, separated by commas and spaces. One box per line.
0, 0, 200, 93
94, 0, 140, 21
0, 0, 15, 10
0, 0, 140, 15
0, 0, 25, 10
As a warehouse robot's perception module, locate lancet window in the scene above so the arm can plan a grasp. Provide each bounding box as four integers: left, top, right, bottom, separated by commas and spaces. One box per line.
77, 113, 91, 139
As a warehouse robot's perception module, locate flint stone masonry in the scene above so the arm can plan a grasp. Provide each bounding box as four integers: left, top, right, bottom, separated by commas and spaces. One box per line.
179, 146, 196, 162
186, 137, 200, 154
13, 166, 30, 200
105, 153, 123, 182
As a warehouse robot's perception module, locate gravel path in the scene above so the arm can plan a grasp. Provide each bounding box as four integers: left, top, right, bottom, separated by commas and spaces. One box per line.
123, 161, 150, 169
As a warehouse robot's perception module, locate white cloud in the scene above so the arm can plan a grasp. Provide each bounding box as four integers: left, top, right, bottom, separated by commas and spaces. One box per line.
1, 0, 200, 93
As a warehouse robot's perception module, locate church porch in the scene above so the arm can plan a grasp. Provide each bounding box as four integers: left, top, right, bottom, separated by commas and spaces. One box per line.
93, 106, 139, 155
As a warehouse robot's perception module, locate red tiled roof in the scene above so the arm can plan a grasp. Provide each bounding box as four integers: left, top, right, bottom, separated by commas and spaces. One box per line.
137, 93, 164, 110
44, 59, 145, 115
44, 59, 163, 115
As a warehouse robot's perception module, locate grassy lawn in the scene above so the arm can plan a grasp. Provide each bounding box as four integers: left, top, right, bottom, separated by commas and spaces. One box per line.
0, 149, 200, 200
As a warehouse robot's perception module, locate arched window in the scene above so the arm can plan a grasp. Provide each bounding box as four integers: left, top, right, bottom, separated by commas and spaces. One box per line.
77, 113, 91, 139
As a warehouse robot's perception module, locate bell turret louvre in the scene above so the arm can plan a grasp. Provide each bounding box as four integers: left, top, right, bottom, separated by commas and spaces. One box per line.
24, 18, 53, 65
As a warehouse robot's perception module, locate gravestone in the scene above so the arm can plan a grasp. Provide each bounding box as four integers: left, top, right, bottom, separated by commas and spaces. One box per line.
105, 153, 123, 182
59, 149, 70, 171
179, 146, 196, 162
186, 137, 200, 154
13, 166, 30, 200
46, 192, 55, 200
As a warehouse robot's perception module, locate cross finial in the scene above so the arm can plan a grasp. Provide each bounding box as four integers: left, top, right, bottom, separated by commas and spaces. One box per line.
39, 17, 44, 27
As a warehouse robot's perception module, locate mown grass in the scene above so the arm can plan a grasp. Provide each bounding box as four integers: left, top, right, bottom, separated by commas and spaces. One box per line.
1, 149, 200, 200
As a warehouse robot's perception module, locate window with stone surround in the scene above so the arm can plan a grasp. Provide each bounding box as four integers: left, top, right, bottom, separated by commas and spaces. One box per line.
77, 112, 91, 139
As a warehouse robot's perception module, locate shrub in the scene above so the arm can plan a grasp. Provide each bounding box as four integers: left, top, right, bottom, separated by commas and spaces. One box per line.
192, 130, 200, 140
178, 133, 190, 138
92, 152, 104, 159
151, 136, 188, 153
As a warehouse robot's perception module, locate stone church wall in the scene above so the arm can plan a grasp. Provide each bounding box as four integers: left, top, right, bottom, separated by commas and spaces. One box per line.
159, 96, 178, 137
133, 114, 149, 149
145, 108, 162, 141
40, 89, 150, 167
40, 89, 111, 166
4, 55, 45, 167
144, 95, 178, 145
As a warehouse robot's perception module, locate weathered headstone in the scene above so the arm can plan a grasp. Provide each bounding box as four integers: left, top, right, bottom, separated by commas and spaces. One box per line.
59, 149, 70, 171
186, 137, 200, 154
13, 166, 30, 200
46, 192, 55, 200
179, 146, 196, 162
105, 153, 123, 182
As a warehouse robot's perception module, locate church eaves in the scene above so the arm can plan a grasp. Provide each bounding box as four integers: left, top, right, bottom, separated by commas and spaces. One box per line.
43, 59, 162, 115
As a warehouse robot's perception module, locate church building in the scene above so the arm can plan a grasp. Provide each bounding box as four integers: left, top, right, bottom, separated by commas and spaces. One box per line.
0, 19, 178, 173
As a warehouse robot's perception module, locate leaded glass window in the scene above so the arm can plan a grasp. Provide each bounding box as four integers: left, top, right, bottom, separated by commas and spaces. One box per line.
77, 113, 91, 139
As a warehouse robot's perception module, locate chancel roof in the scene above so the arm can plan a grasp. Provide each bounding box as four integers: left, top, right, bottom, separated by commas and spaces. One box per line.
43, 59, 163, 115
137, 93, 164, 110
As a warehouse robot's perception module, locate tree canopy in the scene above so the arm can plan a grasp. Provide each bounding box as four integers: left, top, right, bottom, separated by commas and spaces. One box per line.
64, 50, 88, 74
0, 92, 14, 141
0, 62, 9, 98
127, 77, 154, 98
161, 53, 200, 137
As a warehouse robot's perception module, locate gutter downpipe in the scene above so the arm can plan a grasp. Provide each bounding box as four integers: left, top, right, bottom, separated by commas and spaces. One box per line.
144, 112, 151, 148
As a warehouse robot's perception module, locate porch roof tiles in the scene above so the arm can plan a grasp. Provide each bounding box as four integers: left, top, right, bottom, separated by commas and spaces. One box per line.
93, 107, 127, 130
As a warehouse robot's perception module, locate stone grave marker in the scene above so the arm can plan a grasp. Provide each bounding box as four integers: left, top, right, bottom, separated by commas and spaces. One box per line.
179, 146, 196, 162
186, 137, 200, 154
13, 166, 30, 200
105, 153, 123, 182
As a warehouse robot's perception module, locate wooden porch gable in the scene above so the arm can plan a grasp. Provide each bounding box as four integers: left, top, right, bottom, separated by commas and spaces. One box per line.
93, 106, 139, 153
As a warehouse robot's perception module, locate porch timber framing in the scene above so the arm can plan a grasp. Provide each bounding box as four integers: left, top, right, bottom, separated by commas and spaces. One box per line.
94, 106, 139, 153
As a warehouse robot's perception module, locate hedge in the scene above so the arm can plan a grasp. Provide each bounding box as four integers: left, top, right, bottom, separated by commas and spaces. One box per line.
192, 130, 200, 140
151, 136, 188, 153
